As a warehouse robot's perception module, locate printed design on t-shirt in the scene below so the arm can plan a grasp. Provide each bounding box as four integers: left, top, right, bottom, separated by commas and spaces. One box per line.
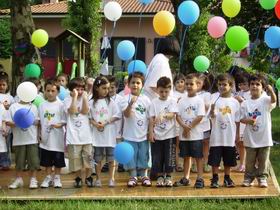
185, 105, 196, 115
20, 128, 28, 132
137, 120, 144, 127
219, 106, 231, 115
95, 106, 109, 123
135, 104, 146, 115
44, 111, 55, 133
157, 106, 170, 130
248, 109, 261, 132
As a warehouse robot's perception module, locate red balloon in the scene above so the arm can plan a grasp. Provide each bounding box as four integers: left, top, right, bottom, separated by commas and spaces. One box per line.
275, 0, 280, 19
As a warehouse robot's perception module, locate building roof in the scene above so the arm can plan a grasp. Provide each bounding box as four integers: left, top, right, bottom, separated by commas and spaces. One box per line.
0, 0, 174, 16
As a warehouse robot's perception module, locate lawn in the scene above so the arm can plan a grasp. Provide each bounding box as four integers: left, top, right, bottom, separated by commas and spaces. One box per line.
1, 108, 280, 210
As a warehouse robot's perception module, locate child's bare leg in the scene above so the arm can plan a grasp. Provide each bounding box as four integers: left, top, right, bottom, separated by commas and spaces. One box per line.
212, 166, 219, 175
224, 166, 231, 176
29, 170, 37, 178
108, 161, 115, 181
54, 167, 61, 175
238, 141, 246, 169
203, 139, 209, 164
95, 162, 102, 180
75, 170, 82, 178
196, 158, 203, 179
183, 157, 191, 179
45, 167, 53, 176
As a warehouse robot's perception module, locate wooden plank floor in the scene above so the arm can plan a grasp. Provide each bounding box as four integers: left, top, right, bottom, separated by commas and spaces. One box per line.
0, 165, 279, 200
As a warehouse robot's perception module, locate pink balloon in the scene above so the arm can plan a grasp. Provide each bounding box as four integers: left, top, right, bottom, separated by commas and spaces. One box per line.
207, 16, 227, 38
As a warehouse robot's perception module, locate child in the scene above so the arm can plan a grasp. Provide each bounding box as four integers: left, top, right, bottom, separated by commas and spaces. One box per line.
0, 104, 8, 173
173, 73, 186, 172
148, 76, 177, 187
241, 74, 276, 188
174, 74, 205, 188
85, 77, 94, 99
56, 73, 70, 99
234, 74, 251, 172
5, 89, 40, 189
63, 77, 93, 188
89, 76, 120, 187
208, 74, 240, 188
121, 72, 152, 187
39, 80, 66, 188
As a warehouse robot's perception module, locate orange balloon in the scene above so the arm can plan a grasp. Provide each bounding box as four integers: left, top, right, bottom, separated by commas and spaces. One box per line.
153, 11, 175, 36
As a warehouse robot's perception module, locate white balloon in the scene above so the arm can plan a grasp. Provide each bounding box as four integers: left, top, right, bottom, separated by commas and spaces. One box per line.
104, 1, 122, 21
16, 82, 37, 103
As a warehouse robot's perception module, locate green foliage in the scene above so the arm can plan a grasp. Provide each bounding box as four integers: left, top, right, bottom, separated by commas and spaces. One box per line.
115, 71, 128, 81
0, 19, 12, 58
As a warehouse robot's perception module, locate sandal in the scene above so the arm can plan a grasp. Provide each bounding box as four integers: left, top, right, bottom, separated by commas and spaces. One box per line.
164, 176, 173, 187
156, 176, 165, 187
173, 177, 190, 187
141, 176, 152, 187
127, 177, 138, 188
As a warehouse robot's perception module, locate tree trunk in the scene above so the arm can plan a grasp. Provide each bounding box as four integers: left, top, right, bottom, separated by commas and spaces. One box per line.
10, 0, 41, 94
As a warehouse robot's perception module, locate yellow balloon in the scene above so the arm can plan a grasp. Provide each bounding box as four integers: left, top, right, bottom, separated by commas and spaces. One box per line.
153, 11, 175, 36
222, 0, 241, 18
31, 29, 49, 48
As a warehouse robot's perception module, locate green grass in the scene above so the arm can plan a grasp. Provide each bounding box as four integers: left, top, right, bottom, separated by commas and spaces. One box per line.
1, 108, 280, 209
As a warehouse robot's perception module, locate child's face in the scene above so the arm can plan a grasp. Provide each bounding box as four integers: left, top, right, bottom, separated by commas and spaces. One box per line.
238, 82, 249, 91
97, 83, 110, 98
250, 80, 263, 98
75, 86, 85, 97
57, 76, 67, 87
109, 82, 117, 97
186, 78, 198, 95
196, 79, 204, 92
0, 80, 8, 93
157, 87, 171, 100
175, 79, 185, 93
86, 78, 94, 92
218, 80, 232, 96
45, 84, 58, 102
129, 77, 143, 96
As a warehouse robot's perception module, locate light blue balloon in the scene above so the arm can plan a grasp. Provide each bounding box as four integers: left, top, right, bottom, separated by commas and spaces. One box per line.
138, 0, 154, 5
128, 60, 147, 76
117, 40, 135, 61
178, 1, 200, 25
114, 142, 134, 164
264, 26, 280, 49
58, 86, 66, 101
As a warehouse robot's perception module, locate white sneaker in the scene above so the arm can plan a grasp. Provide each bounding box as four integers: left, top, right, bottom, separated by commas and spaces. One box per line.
242, 178, 254, 187
108, 179, 115, 187
258, 178, 268, 188
29, 177, 38, 189
40, 175, 53, 188
9, 177, 24, 189
95, 179, 102, 187
53, 175, 62, 188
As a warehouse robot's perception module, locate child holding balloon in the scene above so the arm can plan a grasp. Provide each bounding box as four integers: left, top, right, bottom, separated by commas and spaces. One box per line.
38, 80, 66, 188
89, 76, 121, 187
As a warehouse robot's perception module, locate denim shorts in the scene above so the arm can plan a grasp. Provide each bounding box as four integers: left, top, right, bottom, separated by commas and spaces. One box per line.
179, 140, 203, 158
94, 147, 114, 162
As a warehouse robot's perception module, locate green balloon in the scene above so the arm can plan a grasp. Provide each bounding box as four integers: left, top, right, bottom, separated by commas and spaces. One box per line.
24, 63, 41, 78
260, 0, 277, 10
225, 26, 249, 52
193, 55, 210, 72
276, 78, 280, 91
32, 95, 45, 107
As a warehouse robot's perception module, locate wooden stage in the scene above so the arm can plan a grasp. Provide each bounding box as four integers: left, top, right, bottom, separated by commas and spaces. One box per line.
0, 165, 279, 200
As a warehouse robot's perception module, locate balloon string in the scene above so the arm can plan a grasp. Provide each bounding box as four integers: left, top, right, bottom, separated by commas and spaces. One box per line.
179, 26, 188, 68
101, 21, 117, 62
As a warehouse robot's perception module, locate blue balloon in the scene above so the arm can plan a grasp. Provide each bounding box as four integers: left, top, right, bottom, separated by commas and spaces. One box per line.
128, 60, 147, 76
117, 40, 135, 61
114, 142, 134, 164
138, 0, 154, 5
58, 86, 66, 101
178, 1, 200, 25
13, 108, 35, 129
264, 26, 280, 49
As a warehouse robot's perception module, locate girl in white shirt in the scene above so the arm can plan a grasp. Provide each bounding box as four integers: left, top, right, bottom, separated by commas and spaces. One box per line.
89, 76, 120, 187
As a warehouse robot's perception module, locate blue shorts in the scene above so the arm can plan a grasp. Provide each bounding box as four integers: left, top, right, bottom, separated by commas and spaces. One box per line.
124, 140, 149, 170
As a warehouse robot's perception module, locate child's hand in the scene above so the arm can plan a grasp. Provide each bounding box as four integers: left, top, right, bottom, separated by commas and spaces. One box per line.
50, 123, 63, 129
96, 122, 105, 132
82, 91, 88, 100
155, 114, 164, 125
183, 129, 190, 138
148, 132, 155, 143
234, 96, 243, 103
266, 85, 274, 94
129, 96, 137, 106
3, 100, 10, 110
71, 89, 78, 98
1, 129, 8, 137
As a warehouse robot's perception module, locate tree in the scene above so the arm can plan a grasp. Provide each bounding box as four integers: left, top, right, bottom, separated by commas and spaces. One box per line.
63, 0, 101, 76
0, 19, 12, 58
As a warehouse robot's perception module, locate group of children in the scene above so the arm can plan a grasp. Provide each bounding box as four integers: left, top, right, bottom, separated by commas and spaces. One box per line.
0, 69, 277, 190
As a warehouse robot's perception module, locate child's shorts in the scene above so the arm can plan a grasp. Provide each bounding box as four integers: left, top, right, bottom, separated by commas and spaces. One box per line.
208, 146, 237, 167
179, 140, 203, 158
67, 144, 92, 172
14, 144, 40, 171
124, 140, 149, 170
40, 148, 66, 168
94, 147, 114, 163
0, 152, 10, 168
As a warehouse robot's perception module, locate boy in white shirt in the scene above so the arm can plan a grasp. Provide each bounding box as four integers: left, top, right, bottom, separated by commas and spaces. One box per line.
208, 74, 240, 188
63, 77, 93, 188
39, 80, 66, 188
148, 77, 177, 187
174, 74, 205, 188
240, 74, 276, 188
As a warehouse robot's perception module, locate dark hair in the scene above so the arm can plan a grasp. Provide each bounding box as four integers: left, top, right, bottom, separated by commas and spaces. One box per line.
155, 37, 180, 56
157, 76, 172, 89
249, 73, 267, 88
0, 71, 10, 93
91, 76, 110, 106
217, 73, 234, 86
44, 79, 60, 92
68, 77, 85, 91
173, 73, 185, 85
56, 73, 69, 83
197, 73, 211, 91
107, 75, 119, 87
185, 73, 199, 81
128, 72, 145, 85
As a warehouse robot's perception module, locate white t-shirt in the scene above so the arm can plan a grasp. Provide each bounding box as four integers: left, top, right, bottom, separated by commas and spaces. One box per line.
236, 90, 251, 137
177, 95, 205, 141
39, 100, 66, 152
241, 96, 276, 148
90, 98, 121, 147
0, 93, 14, 106
149, 97, 178, 140
121, 94, 151, 142
0, 104, 7, 152
63, 96, 92, 145
6, 103, 39, 146
197, 91, 211, 132
209, 97, 240, 147
111, 94, 125, 139
173, 90, 186, 103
